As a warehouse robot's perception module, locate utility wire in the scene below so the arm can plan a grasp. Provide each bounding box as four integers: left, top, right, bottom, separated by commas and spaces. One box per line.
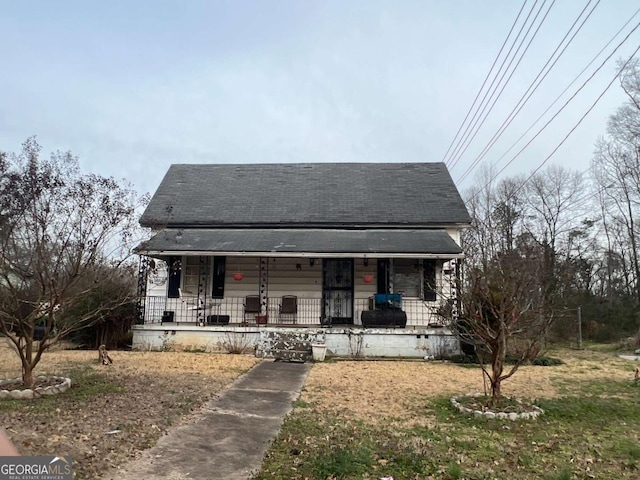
443, 0, 537, 166
461, 6, 640, 186
440, 0, 529, 166
469, 20, 640, 203
513, 43, 640, 196
448, 0, 555, 171
456, 0, 600, 183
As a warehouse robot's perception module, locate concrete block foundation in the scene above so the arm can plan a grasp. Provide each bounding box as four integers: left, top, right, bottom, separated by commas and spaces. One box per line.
132, 325, 460, 359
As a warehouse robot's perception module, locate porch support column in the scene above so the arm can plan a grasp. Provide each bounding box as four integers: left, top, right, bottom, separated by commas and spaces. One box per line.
453, 258, 461, 321
136, 255, 149, 325
259, 257, 269, 315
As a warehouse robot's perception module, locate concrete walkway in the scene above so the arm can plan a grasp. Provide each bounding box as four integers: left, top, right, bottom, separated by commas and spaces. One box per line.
110, 360, 311, 480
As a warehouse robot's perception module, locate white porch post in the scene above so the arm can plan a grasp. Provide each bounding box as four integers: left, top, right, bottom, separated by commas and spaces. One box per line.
259, 257, 269, 316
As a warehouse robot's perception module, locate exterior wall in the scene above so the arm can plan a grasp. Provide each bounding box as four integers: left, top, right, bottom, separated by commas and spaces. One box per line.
446, 227, 462, 246
225, 256, 323, 321
353, 258, 377, 325
132, 325, 460, 358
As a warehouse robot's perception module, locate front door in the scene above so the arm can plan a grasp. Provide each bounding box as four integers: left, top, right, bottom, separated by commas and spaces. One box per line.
322, 259, 354, 324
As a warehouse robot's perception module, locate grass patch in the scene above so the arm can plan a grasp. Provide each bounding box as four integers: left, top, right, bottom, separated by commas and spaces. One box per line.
548, 466, 572, 480
256, 412, 439, 479
446, 461, 462, 480
258, 354, 640, 480
448, 354, 564, 366
311, 444, 373, 478
0, 367, 125, 414
540, 394, 640, 424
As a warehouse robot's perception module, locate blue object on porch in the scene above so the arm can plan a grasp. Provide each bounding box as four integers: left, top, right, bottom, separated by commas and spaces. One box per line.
373, 294, 402, 310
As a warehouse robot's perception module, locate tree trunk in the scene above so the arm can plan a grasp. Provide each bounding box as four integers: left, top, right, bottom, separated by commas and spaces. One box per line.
21, 336, 35, 388
22, 361, 34, 388
490, 329, 506, 405
491, 377, 502, 404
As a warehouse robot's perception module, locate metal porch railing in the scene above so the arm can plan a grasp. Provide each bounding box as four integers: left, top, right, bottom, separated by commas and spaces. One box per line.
139, 296, 450, 327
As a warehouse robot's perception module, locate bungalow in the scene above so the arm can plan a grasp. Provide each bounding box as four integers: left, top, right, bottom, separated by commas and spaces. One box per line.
133, 162, 470, 358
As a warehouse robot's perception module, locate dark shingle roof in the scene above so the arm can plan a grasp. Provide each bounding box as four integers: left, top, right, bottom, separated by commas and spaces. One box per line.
139, 163, 470, 227
136, 228, 463, 256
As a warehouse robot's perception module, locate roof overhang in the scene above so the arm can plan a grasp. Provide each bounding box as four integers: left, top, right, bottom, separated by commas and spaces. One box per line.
135, 228, 464, 259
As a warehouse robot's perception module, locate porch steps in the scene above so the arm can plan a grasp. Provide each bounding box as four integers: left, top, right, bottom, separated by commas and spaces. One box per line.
257, 330, 323, 363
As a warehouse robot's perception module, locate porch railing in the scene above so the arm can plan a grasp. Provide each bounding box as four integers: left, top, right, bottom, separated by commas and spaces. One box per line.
139, 296, 449, 327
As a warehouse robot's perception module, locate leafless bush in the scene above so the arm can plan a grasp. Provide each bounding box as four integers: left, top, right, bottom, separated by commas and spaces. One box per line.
222, 332, 254, 354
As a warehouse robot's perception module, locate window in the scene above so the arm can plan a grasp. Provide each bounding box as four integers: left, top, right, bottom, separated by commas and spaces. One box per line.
182, 256, 212, 296
167, 256, 182, 298
393, 259, 421, 297
423, 259, 437, 301
211, 256, 226, 298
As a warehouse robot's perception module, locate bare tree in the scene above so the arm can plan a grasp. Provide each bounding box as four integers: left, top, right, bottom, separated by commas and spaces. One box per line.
452, 253, 552, 405
462, 166, 526, 271
458, 165, 588, 402
523, 165, 588, 306
591, 59, 640, 303
0, 138, 143, 387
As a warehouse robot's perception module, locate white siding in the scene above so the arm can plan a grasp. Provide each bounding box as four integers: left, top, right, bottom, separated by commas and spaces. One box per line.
354, 258, 378, 299
223, 256, 323, 323
446, 227, 462, 247
225, 257, 322, 297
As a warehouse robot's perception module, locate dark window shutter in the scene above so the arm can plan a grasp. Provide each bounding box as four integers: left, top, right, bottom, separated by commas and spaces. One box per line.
212, 256, 226, 299
423, 259, 436, 301
377, 259, 390, 294
167, 256, 182, 298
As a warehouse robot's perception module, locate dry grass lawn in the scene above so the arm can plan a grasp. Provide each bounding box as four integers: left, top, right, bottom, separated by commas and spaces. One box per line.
0, 341, 258, 479
301, 349, 636, 427
2, 341, 639, 480
256, 348, 640, 480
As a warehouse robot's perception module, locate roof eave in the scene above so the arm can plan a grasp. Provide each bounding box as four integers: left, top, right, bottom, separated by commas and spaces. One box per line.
139, 221, 472, 229
135, 249, 464, 259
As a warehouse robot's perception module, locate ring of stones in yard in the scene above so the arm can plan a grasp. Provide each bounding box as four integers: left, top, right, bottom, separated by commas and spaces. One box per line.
0, 376, 72, 399
450, 393, 544, 421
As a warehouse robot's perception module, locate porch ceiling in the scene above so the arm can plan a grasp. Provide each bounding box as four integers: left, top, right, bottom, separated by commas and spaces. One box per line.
135, 228, 464, 258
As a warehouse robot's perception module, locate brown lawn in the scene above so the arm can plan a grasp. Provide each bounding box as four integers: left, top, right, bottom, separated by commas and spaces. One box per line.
300, 349, 636, 427
0, 341, 636, 479
0, 341, 258, 479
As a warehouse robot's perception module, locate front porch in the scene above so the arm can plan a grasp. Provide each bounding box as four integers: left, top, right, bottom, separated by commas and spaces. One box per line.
139, 295, 450, 327
137, 255, 460, 329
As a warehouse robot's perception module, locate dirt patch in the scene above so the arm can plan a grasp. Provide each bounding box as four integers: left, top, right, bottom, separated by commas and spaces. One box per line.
0, 342, 258, 479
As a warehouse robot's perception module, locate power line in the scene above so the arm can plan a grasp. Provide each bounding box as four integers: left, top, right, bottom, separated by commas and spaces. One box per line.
456, 0, 601, 183
448, 0, 554, 171
469, 19, 640, 203
440, 0, 529, 166
443, 0, 537, 166
459, 5, 640, 185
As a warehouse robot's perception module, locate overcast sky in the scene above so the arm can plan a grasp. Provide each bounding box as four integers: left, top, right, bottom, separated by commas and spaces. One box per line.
1, 1, 639, 196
